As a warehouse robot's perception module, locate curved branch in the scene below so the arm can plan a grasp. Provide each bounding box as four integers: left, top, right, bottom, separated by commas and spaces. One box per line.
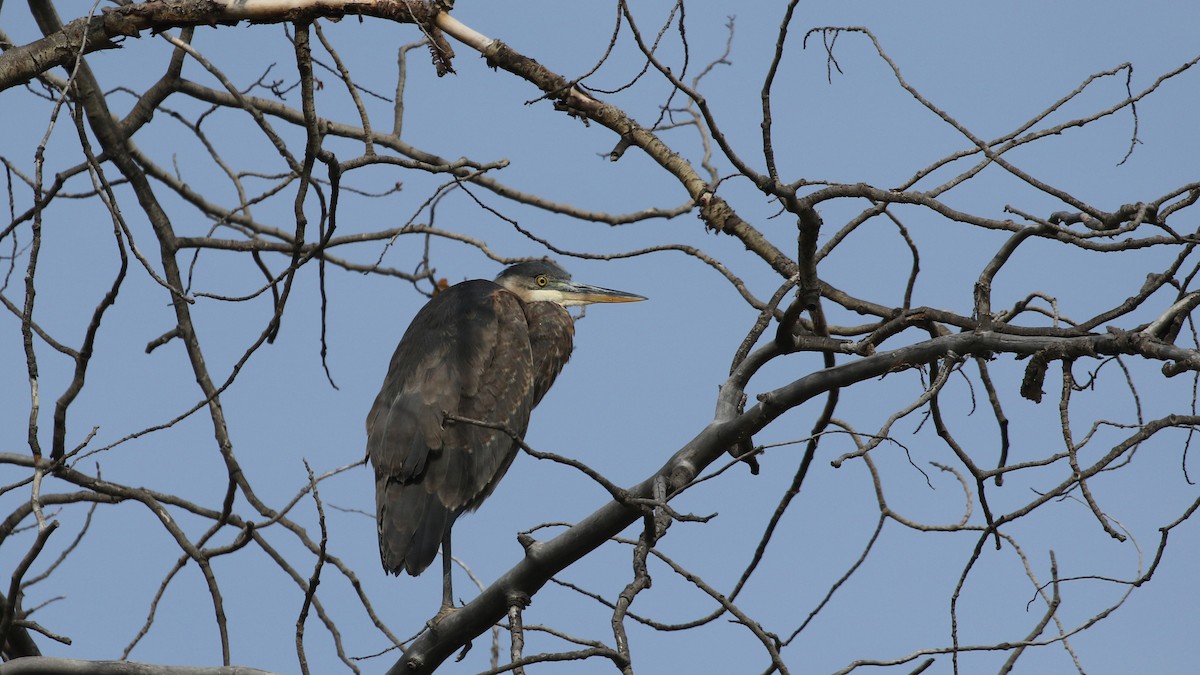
0, 0, 444, 93
0, 657, 275, 674
435, 12, 798, 279
394, 328, 1199, 673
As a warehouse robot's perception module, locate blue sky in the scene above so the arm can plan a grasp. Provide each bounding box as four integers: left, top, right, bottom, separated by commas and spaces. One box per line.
2, 1, 1199, 673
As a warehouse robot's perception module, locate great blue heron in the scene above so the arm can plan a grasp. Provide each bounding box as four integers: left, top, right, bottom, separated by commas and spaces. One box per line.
366, 260, 645, 614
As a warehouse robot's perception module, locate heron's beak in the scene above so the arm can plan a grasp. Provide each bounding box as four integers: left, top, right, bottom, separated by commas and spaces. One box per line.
560, 281, 647, 306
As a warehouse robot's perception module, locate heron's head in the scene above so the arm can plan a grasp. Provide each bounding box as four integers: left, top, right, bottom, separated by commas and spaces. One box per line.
495, 260, 646, 307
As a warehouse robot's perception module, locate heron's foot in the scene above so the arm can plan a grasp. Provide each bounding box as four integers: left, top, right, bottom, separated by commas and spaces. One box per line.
429, 603, 459, 628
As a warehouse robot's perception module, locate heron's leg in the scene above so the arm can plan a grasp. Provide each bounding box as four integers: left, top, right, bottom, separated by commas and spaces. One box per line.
440, 530, 454, 614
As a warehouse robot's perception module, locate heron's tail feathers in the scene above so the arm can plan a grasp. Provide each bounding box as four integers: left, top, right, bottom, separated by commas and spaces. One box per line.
377, 478, 452, 576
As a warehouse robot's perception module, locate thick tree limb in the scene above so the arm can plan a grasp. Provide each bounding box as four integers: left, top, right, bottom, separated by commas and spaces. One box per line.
0, 657, 275, 674
0, 0, 448, 92
393, 328, 1200, 673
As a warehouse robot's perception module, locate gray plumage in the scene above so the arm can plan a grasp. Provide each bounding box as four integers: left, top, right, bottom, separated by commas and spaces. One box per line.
366, 261, 644, 593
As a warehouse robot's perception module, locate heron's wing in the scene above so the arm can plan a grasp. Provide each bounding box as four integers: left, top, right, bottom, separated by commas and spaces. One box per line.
366, 280, 536, 575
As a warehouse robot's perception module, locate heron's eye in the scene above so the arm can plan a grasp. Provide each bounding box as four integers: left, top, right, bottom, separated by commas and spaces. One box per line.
536, 275, 548, 287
